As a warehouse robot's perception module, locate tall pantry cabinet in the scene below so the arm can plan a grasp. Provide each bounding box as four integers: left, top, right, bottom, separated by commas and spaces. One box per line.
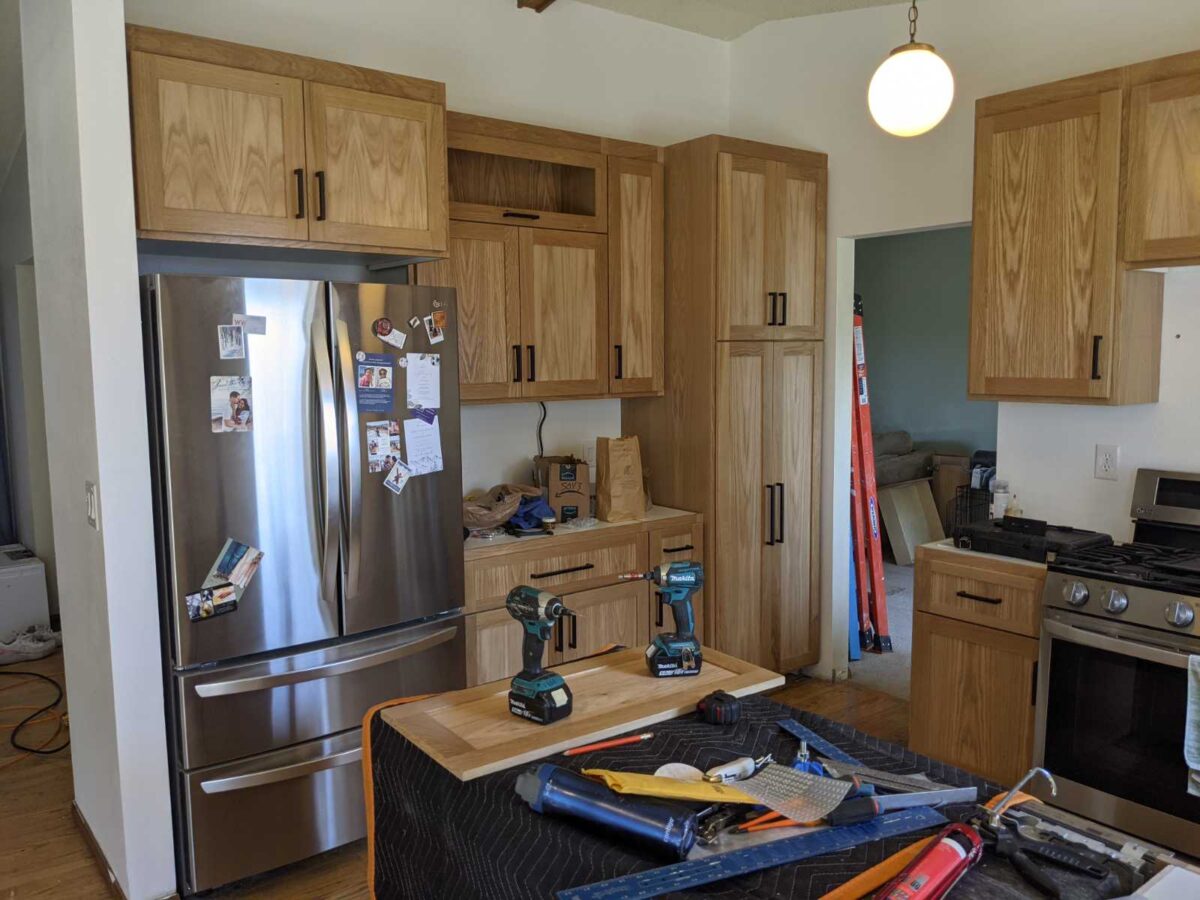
623, 135, 826, 671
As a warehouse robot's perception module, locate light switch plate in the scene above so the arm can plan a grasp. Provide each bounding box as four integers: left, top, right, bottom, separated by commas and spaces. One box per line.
1094, 444, 1119, 481
85, 480, 100, 531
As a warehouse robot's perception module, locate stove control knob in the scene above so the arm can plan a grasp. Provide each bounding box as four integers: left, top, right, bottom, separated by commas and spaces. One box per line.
1102, 589, 1129, 615
1062, 581, 1089, 607
1165, 601, 1196, 629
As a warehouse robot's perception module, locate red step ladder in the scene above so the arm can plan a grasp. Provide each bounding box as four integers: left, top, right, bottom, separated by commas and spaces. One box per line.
850, 294, 891, 653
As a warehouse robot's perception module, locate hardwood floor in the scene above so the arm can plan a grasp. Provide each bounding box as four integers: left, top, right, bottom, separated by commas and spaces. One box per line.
0, 653, 906, 898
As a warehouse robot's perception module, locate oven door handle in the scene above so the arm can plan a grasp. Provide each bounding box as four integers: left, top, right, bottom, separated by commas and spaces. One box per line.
1043, 619, 1191, 669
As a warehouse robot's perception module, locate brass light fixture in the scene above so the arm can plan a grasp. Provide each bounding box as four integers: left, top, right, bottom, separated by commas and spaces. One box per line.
868, 0, 955, 137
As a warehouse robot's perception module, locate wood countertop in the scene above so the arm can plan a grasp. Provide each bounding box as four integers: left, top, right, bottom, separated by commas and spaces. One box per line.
464, 505, 701, 562
381, 647, 780, 781
919, 538, 1047, 571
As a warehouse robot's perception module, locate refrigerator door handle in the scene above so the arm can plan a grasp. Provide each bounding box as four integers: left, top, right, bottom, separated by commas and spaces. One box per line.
193, 625, 458, 698
199, 747, 362, 794
335, 317, 362, 601
313, 317, 340, 609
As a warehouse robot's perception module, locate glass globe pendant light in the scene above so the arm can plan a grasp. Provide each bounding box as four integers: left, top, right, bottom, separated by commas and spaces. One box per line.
868, 0, 954, 137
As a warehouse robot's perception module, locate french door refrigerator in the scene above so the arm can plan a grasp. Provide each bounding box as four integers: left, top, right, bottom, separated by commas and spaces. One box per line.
143, 275, 466, 894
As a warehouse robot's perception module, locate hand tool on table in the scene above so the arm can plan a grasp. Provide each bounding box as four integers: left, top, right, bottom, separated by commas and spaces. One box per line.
826, 785, 978, 826
703, 753, 773, 784
555, 807, 949, 900
515, 764, 697, 860
506, 586, 574, 724
776, 718, 864, 766
792, 739, 825, 776
563, 732, 653, 757
697, 690, 741, 725
817, 757, 955, 794
874, 822, 984, 900
619, 561, 703, 676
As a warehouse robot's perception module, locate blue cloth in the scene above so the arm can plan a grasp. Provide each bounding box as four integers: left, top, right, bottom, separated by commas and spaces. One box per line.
1187, 655, 1200, 796
509, 495, 556, 531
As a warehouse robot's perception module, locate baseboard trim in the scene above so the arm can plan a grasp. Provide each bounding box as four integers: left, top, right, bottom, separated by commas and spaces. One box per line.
71, 802, 128, 900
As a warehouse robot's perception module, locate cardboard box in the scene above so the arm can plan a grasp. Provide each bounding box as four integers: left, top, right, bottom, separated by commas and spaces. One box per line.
931, 454, 971, 532
546, 462, 590, 523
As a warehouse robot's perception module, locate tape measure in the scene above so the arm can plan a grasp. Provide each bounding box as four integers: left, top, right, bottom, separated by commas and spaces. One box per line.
696, 691, 741, 725
556, 807, 948, 900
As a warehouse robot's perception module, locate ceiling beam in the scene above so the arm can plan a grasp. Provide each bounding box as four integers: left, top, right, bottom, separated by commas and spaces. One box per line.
517, 0, 557, 12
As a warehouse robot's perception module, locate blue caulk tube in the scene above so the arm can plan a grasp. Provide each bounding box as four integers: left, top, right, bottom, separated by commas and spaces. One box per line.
515, 764, 697, 859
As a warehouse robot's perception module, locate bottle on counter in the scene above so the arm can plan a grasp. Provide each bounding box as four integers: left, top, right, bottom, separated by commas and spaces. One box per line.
991, 479, 1010, 519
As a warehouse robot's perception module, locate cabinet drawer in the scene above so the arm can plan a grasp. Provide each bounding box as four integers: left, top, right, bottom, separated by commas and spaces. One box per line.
648, 522, 705, 644
465, 533, 647, 612
464, 607, 525, 687
915, 546, 1045, 637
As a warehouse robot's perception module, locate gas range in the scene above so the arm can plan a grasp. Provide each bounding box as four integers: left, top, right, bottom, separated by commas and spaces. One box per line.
1045, 541, 1200, 637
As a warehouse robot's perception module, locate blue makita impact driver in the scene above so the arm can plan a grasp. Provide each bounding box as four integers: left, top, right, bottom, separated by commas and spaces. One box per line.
506, 586, 574, 724
621, 561, 704, 677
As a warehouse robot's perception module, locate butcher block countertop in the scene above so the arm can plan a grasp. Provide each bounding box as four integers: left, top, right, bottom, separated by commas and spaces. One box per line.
464, 505, 701, 562
380, 647, 781, 781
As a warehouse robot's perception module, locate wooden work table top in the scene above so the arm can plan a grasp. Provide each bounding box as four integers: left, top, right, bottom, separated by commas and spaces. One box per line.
464, 506, 701, 562
381, 647, 780, 781
919, 538, 1047, 572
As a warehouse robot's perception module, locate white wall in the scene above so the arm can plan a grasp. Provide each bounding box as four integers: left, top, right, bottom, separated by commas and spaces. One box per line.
21, 1, 173, 897
729, 0, 1200, 677
124, 0, 732, 491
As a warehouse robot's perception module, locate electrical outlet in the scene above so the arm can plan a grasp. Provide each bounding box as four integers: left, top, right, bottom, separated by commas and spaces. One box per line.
1094, 444, 1119, 481
85, 480, 101, 531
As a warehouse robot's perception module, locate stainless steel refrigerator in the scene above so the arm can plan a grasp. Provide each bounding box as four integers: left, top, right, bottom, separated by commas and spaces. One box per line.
143, 275, 466, 894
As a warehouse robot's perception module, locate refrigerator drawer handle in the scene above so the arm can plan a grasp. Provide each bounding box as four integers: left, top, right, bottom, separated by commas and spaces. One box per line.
200, 746, 362, 794
194, 626, 457, 698
530, 563, 594, 580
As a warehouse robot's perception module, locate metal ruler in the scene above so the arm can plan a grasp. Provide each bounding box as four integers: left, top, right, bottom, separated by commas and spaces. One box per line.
818, 759, 956, 794
556, 807, 947, 900
776, 719, 862, 767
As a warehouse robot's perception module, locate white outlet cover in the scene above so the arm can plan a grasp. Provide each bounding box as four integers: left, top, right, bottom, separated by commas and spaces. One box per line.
1094, 444, 1119, 481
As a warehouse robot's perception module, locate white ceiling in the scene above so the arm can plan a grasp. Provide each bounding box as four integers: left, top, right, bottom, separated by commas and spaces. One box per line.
572, 0, 910, 40
0, 0, 24, 186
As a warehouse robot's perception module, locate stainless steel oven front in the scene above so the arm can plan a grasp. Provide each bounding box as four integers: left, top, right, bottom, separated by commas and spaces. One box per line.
1034, 607, 1200, 855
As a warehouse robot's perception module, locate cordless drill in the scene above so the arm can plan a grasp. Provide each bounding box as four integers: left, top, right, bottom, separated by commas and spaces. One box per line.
621, 561, 704, 677
506, 586, 574, 725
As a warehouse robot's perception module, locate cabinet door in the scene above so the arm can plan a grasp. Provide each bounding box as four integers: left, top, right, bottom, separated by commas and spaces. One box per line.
717, 154, 773, 340
464, 608, 524, 688
305, 82, 447, 252
767, 342, 822, 671
130, 52, 307, 240
769, 162, 825, 340
648, 523, 705, 645
550, 581, 648, 665
608, 158, 664, 394
1125, 74, 1200, 263
969, 91, 1122, 400
910, 612, 1038, 785
414, 222, 521, 400
519, 229, 608, 398
713, 343, 773, 668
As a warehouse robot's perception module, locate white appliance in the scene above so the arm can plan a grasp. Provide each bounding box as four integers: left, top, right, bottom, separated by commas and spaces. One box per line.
0, 544, 50, 636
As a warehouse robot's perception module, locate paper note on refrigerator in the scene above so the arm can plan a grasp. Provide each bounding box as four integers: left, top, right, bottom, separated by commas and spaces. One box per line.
406, 353, 440, 412
403, 416, 444, 475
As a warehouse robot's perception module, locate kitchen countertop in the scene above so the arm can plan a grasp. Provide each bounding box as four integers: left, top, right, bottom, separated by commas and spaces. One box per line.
464, 505, 701, 561
920, 537, 1047, 570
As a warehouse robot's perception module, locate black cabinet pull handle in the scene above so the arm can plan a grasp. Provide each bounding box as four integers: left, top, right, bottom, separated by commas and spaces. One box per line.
512, 345, 522, 383
663, 544, 695, 554
956, 590, 1002, 605
775, 482, 785, 544
1091, 335, 1102, 380
766, 485, 776, 546
315, 171, 327, 221
503, 211, 540, 220
555, 619, 564, 653
1031, 661, 1039, 706
768, 292, 778, 326
530, 562, 594, 579
614, 344, 623, 380
527, 345, 536, 382
569, 611, 578, 650
780, 292, 788, 326
294, 168, 305, 219
655, 590, 664, 628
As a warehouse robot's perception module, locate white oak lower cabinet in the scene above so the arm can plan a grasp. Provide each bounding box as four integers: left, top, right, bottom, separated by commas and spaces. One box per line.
461, 507, 702, 687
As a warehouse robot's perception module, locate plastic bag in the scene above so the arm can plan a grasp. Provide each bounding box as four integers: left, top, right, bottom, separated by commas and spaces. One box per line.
463, 483, 541, 530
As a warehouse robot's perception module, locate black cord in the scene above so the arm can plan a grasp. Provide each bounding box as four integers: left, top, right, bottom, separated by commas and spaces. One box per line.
0, 670, 70, 754
536, 401, 547, 457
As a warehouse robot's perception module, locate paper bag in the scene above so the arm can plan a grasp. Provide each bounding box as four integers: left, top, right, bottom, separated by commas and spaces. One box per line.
596, 436, 646, 522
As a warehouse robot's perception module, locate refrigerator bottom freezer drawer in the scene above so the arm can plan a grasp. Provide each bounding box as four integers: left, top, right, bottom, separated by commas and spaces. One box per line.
177, 614, 466, 768
183, 728, 365, 893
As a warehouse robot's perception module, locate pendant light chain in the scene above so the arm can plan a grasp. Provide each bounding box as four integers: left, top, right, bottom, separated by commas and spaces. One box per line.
908, 0, 918, 43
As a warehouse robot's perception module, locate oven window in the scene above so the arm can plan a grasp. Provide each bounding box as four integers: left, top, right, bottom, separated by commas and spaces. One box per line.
1156, 477, 1200, 511
1044, 638, 1200, 824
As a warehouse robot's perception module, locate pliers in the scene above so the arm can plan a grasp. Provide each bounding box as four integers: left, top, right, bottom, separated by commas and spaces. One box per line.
978, 817, 1117, 898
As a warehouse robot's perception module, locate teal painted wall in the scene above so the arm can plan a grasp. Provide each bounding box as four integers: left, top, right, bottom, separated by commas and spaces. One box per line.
853, 226, 997, 456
